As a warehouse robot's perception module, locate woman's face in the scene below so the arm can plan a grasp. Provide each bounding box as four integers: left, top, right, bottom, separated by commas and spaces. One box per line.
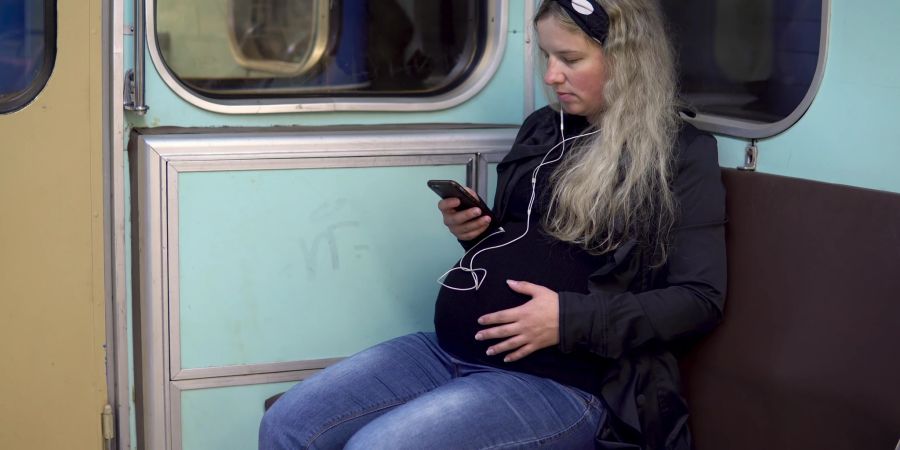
537, 17, 608, 117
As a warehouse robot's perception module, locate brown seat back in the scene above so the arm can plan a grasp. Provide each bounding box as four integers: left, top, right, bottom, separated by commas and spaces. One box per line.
681, 169, 900, 449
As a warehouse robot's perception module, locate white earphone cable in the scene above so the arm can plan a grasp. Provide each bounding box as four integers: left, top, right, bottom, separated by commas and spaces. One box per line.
438, 109, 599, 291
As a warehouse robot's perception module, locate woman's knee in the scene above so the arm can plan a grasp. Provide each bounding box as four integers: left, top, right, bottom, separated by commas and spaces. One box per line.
258, 333, 444, 449
257, 378, 345, 449
343, 417, 418, 450
259, 396, 352, 450
258, 403, 307, 450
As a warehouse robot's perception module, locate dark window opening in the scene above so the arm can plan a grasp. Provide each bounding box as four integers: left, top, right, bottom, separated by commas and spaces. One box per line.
0, 0, 56, 114
663, 0, 824, 132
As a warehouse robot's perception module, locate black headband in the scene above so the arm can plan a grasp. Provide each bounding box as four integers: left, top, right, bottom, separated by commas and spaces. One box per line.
552, 0, 610, 45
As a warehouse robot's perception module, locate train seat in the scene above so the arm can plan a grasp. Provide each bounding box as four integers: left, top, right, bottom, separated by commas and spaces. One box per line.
681, 168, 900, 450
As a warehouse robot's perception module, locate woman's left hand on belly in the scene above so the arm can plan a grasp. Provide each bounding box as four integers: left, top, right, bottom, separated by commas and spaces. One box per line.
474, 280, 560, 363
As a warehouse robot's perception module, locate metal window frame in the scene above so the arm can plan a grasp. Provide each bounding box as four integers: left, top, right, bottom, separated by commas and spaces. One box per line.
145, 0, 509, 114
132, 127, 516, 450
524, 0, 535, 115
684, 0, 832, 139
0, 0, 57, 114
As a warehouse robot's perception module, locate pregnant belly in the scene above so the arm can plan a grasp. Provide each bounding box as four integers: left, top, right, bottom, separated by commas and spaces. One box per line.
433, 222, 605, 374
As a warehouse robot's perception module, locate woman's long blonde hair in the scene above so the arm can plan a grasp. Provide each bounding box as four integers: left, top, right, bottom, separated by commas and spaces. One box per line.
536, 0, 679, 264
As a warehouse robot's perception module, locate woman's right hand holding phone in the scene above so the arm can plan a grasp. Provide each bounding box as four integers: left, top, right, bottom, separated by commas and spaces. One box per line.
438, 188, 492, 241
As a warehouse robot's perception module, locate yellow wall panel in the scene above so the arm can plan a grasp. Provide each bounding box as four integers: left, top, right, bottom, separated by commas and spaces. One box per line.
0, 0, 107, 448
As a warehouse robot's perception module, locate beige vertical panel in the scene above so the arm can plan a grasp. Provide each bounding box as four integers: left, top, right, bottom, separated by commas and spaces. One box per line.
0, 0, 108, 449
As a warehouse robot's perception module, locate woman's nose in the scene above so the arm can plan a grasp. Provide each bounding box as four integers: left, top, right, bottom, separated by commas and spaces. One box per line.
544, 60, 564, 86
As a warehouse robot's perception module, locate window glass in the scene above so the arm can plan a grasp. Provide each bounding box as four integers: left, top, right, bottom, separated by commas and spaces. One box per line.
662, 0, 824, 134
155, 0, 487, 99
0, 0, 55, 113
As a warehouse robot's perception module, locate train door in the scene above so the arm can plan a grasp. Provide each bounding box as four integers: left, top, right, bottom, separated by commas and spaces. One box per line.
0, 0, 110, 449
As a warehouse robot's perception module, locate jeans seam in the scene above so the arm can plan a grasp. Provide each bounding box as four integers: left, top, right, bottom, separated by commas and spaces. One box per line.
482, 395, 599, 449
305, 393, 420, 449
561, 383, 595, 406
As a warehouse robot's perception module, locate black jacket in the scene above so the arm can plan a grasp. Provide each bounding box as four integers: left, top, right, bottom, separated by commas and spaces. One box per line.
485, 107, 727, 449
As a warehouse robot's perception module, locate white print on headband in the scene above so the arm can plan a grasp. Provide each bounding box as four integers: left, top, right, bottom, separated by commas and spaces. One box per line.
571, 0, 595, 15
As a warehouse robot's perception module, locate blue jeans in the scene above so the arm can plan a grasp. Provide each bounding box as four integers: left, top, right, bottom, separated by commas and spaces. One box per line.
259, 332, 605, 449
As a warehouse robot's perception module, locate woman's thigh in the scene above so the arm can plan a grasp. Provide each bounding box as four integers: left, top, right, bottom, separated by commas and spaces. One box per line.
345, 369, 605, 450
259, 332, 454, 450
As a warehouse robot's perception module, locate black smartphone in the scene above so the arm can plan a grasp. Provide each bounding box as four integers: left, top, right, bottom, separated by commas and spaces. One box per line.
427, 179, 494, 219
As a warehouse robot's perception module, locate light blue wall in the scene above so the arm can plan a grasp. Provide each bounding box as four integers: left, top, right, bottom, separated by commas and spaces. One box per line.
177, 165, 466, 369
181, 381, 297, 450
716, 0, 900, 193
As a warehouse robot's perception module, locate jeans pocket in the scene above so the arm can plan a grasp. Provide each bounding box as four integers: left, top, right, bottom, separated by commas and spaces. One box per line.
562, 384, 597, 408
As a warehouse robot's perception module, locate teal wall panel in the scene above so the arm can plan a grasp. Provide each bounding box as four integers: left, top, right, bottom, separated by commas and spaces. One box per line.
181, 381, 296, 450
716, 0, 900, 193
177, 165, 468, 369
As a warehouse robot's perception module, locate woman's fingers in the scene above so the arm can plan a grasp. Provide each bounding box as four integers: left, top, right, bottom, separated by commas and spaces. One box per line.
480, 335, 538, 363
436, 190, 492, 240
438, 199, 490, 240
452, 216, 490, 237
485, 335, 527, 357
475, 321, 519, 341
502, 344, 537, 363
437, 197, 461, 213
443, 206, 484, 226
472, 287, 560, 362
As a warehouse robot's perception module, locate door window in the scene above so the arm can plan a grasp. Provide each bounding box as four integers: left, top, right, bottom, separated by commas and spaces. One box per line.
663, 0, 827, 138
155, 0, 490, 101
0, 0, 56, 114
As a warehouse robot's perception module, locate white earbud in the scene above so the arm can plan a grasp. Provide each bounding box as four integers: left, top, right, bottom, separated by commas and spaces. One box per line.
560, 107, 565, 133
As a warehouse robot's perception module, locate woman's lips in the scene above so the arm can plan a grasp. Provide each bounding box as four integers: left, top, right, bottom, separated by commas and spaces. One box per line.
557, 92, 576, 102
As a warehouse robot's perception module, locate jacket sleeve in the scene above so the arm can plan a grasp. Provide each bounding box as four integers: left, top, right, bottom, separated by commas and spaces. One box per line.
557, 133, 727, 359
